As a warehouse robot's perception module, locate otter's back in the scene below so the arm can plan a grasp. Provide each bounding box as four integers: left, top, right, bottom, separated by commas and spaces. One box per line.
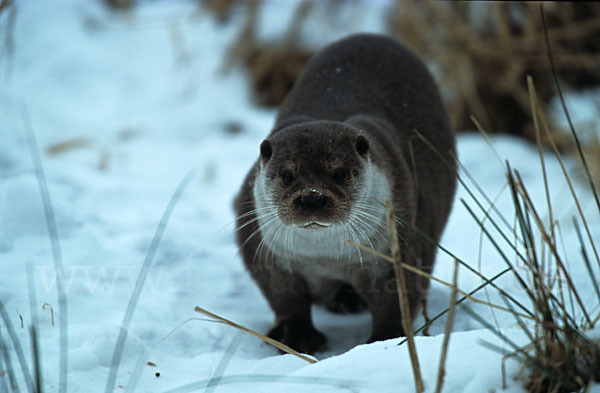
276, 34, 449, 148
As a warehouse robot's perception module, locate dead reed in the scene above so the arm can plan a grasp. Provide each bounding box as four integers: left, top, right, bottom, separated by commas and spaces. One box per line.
212, 0, 314, 107
460, 70, 600, 392
194, 306, 317, 364
387, 2, 600, 140
385, 201, 424, 393
434, 260, 458, 393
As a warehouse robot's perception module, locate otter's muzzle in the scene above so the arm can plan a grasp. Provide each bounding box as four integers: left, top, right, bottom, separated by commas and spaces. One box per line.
294, 190, 330, 212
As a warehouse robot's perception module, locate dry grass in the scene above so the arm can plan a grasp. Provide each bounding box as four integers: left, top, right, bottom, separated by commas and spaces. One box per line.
45, 137, 110, 171
434, 260, 458, 393
194, 306, 317, 364
232, 43, 312, 107
460, 74, 600, 392
387, 2, 600, 140
385, 201, 424, 393
202, 0, 242, 24
212, 0, 315, 107
348, 239, 533, 320
204, 1, 600, 144
102, 0, 134, 11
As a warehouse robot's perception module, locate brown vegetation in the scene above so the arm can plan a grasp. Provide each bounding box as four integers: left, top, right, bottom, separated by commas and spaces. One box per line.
204, 1, 600, 143
212, 0, 314, 106
388, 2, 600, 139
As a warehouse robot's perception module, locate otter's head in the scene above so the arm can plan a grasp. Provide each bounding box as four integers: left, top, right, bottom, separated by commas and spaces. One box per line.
253, 121, 391, 259
257, 122, 369, 226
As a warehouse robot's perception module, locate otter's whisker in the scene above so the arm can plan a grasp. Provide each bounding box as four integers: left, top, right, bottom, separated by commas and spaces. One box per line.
353, 210, 389, 246
254, 216, 282, 264
243, 214, 280, 257
350, 214, 378, 252
347, 221, 364, 265
236, 210, 278, 232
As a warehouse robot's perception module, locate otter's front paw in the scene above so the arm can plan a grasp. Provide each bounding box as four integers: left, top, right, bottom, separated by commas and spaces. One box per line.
267, 318, 326, 354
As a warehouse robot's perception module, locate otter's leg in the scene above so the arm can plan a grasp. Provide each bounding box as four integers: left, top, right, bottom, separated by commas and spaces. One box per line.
247, 260, 326, 354
323, 282, 368, 314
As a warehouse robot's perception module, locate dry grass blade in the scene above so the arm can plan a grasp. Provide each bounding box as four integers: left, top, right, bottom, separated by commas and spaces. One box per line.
499, 292, 536, 345
415, 129, 515, 239
528, 76, 600, 272
434, 260, 459, 393
539, 3, 600, 215
460, 200, 536, 304
414, 129, 541, 318
385, 201, 424, 393
42, 303, 54, 327
46, 137, 93, 156
460, 305, 528, 358
466, 84, 600, 391
462, 306, 573, 390
414, 129, 536, 293
505, 166, 559, 333
401, 267, 512, 344
194, 306, 316, 364
512, 170, 591, 325
527, 76, 555, 244
573, 217, 600, 325
350, 221, 531, 315
506, 168, 583, 331
346, 240, 532, 320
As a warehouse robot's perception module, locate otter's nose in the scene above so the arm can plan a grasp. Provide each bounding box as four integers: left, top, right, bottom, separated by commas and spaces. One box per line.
295, 191, 329, 212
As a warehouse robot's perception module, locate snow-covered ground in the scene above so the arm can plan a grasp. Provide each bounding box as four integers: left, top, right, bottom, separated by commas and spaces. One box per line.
1, 1, 599, 392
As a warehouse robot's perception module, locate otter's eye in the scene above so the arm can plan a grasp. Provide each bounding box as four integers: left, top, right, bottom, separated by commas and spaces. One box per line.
281, 171, 294, 186
332, 168, 347, 185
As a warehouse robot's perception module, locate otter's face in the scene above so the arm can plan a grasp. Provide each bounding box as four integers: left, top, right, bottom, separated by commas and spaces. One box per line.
252, 123, 392, 261
256, 125, 369, 228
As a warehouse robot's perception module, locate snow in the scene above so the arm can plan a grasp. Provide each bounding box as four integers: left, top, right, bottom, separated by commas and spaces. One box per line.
1, 1, 599, 392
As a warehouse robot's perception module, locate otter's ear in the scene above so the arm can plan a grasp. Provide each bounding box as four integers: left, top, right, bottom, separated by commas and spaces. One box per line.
355, 135, 369, 157
260, 140, 273, 162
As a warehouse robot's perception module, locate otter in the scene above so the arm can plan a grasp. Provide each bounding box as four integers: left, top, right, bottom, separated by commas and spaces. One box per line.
234, 34, 456, 354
